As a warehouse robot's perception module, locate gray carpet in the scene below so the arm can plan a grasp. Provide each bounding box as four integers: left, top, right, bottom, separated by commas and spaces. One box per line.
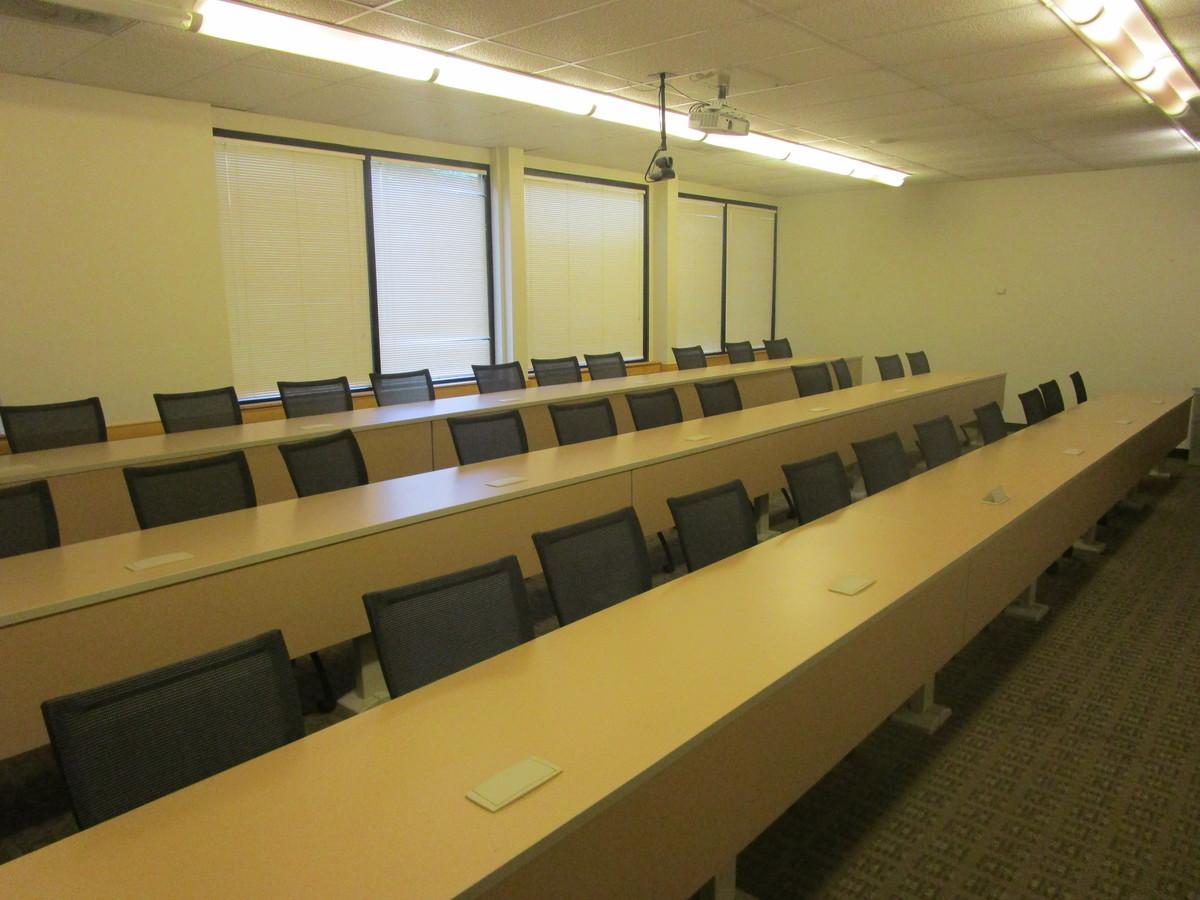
1, 468, 1197, 900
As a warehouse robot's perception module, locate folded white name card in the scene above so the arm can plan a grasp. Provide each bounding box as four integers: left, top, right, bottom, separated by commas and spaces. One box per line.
299, 423, 337, 431
809, 406, 831, 412
982, 486, 1009, 505
829, 575, 875, 596
1115, 418, 1133, 425
1151, 399, 1165, 404
1, 464, 35, 474
894, 388, 909, 393
485, 476, 526, 488
467, 757, 561, 812
493, 398, 517, 404
684, 434, 711, 442
125, 552, 194, 572
1062, 448, 1085, 456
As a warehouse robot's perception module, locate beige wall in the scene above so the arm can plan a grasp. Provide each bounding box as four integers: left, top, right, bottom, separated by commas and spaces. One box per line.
775, 161, 1200, 420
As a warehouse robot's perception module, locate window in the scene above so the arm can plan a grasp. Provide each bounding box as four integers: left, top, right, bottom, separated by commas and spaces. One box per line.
676, 195, 777, 352
370, 158, 492, 382
524, 173, 646, 362
214, 138, 371, 398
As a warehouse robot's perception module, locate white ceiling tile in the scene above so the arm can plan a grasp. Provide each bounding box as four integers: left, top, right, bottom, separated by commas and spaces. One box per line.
892, 36, 1097, 87
970, 80, 1143, 117
0, 15, 107, 77
247, 0, 367, 24
163, 62, 329, 109
744, 45, 878, 87
370, 0, 611, 40
537, 64, 631, 91
453, 40, 566, 71
47, 29, 229, 94
243, 48, 376, 81
776, 0, 1037, 42
935, 63, 1114, 103
250, 81, 404, 124
735, 69, 918, 118
350, 12, 475, 49
778, 88, 955, 129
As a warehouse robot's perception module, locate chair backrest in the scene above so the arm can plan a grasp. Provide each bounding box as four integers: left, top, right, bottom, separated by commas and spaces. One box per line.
277, 377, 353, 419
154, 387, 242, 434
1040, 379, 1065, 416
974, 401, 1007, 445
0, 397, 107, 453
1069, 370, 1087, 404
667, 479, 758, 572
1019, 388, 1048, 425
0, 480, 60, 559
472, 362, 526, 394
583, 351, 627, 381
447, 410, 529, 465
832, 357, 853, 389
278, 429, 368, 497
124, 451, 257, 529
724, 341, 755, 364
695, 379, 743, 417
363, 556, 534, 699
531, 356, 582, 386
42, 630, 303, 828
905, 350, 931, 375
532, 507, 652, 626
672, 345, 707, 370
763, 338, 792, 359
876, 355, 905, 381
914, 415, 962, 469
626, 388, 682, 431
852, 432, 910, 495
370, 370, 434, 407
792, 363, 833, 397
548, 398, 617, 446
782, 452, 852, 525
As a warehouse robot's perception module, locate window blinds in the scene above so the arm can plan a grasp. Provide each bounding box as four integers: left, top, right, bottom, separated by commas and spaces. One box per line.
524, 176, 645, 362
370, 158, 492, 381
674, 197, 725, 353
724, 205, 777, 346
214, 139, 371, 398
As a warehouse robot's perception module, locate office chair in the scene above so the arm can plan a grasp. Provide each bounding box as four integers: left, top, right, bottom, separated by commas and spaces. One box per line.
0, 397, 107, 453
763, 338, 792, 359
531, 356, 582, 386
472, 362, 526, 394
1019, 388, 1049, 425
672, 345, 707, 370
277, 377, 353, 418
447, 410, 529, 465
370, 370, 434, 407
973, 401, 1008, 445
667, 479, 758, 572
124, 451, 256, 530
914, 415, 962, 470
792, 363, 833, 397
695, 379, 743, 417
0, 480, 60, 560
1040, 379, 1065, 416
831, 358, 854, 390
782, 452, 852, 525
583, 351, 627, 380
852, 432, 911, 495
875, 355, 905, 381
905, 351, 931, 375
724, 341, 755, 364
1069, 370, 1087, 404
626, 388, 682, 431
548, 398, 617, 446
279, 429, 368, 497
154, 387, 242, 433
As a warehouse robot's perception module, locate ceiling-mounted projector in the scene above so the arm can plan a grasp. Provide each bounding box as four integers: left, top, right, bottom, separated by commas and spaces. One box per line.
688, 72, 750, 135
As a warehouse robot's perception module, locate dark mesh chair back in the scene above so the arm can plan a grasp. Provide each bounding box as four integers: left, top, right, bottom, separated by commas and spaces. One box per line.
549, 398, 617, 446
531, 357, 582, 386
974, 402, 1007, 444
1069, 370, 1087, 404
532, 507, 651, 625
0, 397, 107, 453
852, 432, 910, 495
906, 351, 931, 375
370, 370, 434, 407
876, 355, 904, 381
626, 388, 682, 431
672, 345, 707, 370
584, 352, 627, 380
914, 415, 962, 469
447, 410, 529, 465
667, 479, 758, 572
1040, 380, 1065, 416
782, 452, 852, 525
154, 387, 242, 434
363, 556, 533, 699
124, 451, 256, 529
42, 630, 302, 828
696, 379, 743, 417
792, 363, 833, 397
279, 429, 368, 497
0, 480, 60, 559
1019, 388, 1048, 425
277, 377, 352, 418
472, 362, 526, 394
763, 338, 792, 359
724, 341, 755, 364
832, 358, 853, 389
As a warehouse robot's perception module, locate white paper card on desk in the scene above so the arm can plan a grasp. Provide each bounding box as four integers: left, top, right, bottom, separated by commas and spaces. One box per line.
467, 757, 561, 812
809, 406, 830, 412
126, 552, 194, 572
299, 424, 337, 431
982, 486, 1009, 505
829, 575, 875, 596
493, 398, 517, 404
1062, 448, 1085, 456
1151, 399, 1165, 404
486, 476, 526, 488
894, 388, 909, 393
1115, 418, 1133, 425
684, 434, 711, 442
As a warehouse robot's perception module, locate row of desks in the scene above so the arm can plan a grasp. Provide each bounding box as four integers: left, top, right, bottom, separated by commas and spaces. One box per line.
0, 391, 1187, 898
0, 370, 1001, 759
0, 355, 863, 544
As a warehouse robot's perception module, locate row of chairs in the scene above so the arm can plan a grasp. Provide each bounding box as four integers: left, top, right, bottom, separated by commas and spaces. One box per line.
36, 391, 977, 828
876, 351, 930, 381
1018, 371, 1087, 425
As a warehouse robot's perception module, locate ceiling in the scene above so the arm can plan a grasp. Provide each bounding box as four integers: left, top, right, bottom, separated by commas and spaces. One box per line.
2, 0, 1199, 195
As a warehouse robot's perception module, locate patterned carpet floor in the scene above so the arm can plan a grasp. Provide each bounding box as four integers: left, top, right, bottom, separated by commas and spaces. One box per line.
1, 463, 1197, 899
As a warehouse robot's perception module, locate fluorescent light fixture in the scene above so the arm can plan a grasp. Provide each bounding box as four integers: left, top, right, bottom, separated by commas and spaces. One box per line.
1058, 0, 1103, 23
704, 132, 792, 159
1157, 56, 1200, 101
1134, 65, 1187, 115
784, 146, 856, 176
1079, 7, 1154, 79
850, 163, 908, 187
435, 58, 596, 116
56, 0, 196, 28
591, 96, 706, 141
196, 0, 438, 80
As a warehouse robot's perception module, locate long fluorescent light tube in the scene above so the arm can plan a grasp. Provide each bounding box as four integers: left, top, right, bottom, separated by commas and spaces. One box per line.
195, 0, 908, 185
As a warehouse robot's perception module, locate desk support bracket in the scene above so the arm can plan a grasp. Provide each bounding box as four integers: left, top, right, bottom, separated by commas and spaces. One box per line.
338, 634, 391, 715
1005, 577, 1050, 623
890, 678, 951, 734
1072, 525, 1106, 555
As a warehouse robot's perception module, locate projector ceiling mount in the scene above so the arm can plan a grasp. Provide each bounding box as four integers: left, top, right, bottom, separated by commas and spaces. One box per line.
644, 71, 676, 183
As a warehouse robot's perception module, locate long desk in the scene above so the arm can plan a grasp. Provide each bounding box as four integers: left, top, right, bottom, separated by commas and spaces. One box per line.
0, 371, 999, 759
0, 355, 863, 545
0, 391, 1186, 898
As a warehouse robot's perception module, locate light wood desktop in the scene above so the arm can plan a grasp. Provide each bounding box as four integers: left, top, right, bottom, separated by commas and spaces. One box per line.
0, 392, 1185, 899
0, 371, 999, 759
0, 355, 861, 544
